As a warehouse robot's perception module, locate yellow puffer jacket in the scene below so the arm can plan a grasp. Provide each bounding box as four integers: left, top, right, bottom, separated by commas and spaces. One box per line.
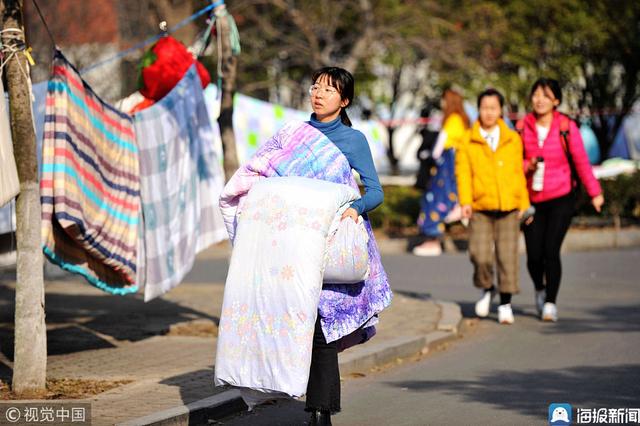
455, 119, 530, 212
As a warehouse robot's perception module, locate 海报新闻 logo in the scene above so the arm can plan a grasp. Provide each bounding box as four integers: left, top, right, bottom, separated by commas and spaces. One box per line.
549, 403, 572, 425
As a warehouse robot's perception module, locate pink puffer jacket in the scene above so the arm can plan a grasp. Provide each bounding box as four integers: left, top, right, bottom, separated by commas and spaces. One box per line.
521, 111, 601, 203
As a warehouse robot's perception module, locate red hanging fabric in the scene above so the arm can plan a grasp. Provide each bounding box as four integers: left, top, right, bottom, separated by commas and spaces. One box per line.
139, 36, 211, 101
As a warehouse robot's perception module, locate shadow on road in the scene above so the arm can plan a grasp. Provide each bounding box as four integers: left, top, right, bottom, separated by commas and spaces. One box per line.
215, 398, 307, 426
159, 367, 217, 405
387, 364, 640, 417
160, 367, 309, 426
455, 300, 640, 334
540, 304, 640, 334
0, 277, 219, 382
394, 290, 432, 301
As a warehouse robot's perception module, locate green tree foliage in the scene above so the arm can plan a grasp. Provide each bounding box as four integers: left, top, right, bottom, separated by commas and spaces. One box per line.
437, 0, 639, 152
228, 0, 448, 106
230, 0, 638, 154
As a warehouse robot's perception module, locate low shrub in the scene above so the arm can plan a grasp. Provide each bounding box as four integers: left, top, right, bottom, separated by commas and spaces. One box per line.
368, 186, 421, 235
575, 170, 640, 221
371, 170, 640, 235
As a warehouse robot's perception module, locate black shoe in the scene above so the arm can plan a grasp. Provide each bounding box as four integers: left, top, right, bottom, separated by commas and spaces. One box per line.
309, 410, 332, 426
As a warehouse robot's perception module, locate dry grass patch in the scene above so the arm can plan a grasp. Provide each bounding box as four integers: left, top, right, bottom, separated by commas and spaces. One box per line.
165, 320, 218, 337
0, 378, 132, 400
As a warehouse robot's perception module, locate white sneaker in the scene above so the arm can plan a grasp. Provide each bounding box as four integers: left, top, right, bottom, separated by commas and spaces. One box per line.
541, 302, 558, 322
535, 290, 546, 315
412, 241, 442, 257
474, 289, 494, 318
498, 304, 515, 324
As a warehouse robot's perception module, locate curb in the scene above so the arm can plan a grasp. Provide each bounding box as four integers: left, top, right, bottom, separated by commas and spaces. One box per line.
436, 301, 462, 334
339, 300, 461, 376
116, 390, 246, 426
118, 301, 463, 425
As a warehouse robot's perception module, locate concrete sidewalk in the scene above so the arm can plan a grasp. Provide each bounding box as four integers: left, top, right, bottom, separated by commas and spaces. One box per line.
0, 243, 461, 426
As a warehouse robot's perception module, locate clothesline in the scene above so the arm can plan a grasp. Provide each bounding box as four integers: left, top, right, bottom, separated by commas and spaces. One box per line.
64, 0, 224, 74
0, 28, 33, 83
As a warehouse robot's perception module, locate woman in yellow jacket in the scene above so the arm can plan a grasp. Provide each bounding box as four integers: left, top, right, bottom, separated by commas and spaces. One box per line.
456, 88, 530, 324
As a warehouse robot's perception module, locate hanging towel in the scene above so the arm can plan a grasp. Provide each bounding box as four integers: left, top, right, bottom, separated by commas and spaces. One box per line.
219, 121, 392, 343
41, 50, 141, 295
133, 64, 226, 302
0, 78, 20, 207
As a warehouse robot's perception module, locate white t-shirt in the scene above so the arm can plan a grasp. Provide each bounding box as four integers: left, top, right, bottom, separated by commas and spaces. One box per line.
536, 124, 550, 148
480, 125, 500, 152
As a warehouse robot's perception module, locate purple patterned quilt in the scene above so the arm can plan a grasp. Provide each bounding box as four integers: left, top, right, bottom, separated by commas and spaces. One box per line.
219, 121, 392, 342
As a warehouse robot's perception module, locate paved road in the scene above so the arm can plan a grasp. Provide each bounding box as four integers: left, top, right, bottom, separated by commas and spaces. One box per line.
219, 248, 640, 425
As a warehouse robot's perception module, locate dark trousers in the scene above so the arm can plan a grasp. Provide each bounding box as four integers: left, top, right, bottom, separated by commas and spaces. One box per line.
305, 314, 341, 413
524, 192, 575, 303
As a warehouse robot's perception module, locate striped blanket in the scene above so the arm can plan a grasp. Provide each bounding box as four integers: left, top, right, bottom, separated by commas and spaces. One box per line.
219, 121, 392, 343
41, 50, 140, 294
134, 64, 227, 302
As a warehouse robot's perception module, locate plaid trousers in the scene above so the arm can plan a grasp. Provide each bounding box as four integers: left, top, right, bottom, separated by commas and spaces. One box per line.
468, 210, 520, 294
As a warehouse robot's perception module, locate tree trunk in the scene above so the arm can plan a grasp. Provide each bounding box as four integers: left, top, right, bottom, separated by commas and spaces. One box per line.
2, 0, 47, 395
215, 4, 239, 181
386, 67, 402, 176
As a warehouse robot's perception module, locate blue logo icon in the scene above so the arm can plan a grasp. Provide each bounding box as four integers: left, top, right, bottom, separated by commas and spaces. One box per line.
549, 403, 572, 425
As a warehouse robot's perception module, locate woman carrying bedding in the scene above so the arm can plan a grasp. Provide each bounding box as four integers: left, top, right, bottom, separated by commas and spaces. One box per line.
305, 66, 384, 425
214, 67, 391, 426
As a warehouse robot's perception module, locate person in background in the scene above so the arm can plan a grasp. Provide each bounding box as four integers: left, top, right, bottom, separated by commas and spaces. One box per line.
456, 88, 530, 324
414, 101, 439, 195
413, 88, 470, 256
520, 78, 603, 322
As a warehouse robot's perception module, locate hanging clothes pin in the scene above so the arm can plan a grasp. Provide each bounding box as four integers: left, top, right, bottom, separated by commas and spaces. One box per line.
24, 47, 35, 66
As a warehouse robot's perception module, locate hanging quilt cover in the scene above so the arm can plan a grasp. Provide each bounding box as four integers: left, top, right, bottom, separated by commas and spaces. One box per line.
133, 64, 227, 302
41, 50, 140, 294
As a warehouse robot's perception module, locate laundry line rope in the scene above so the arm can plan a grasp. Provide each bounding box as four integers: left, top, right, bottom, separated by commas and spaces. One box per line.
77, 0, 225, 74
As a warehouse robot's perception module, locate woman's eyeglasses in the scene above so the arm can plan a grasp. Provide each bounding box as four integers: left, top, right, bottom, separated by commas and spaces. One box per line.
309, 85, 338, 97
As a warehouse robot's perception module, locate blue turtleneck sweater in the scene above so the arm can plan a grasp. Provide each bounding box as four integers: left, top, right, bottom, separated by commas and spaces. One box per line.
308, 114, 383, 215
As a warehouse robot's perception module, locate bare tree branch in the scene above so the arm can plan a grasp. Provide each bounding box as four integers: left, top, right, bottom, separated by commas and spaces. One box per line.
267, 0, 323, 68
338, 0, 374, 71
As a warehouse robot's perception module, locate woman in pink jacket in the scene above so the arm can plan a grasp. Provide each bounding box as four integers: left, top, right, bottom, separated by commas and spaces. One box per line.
521, 78, 604, 322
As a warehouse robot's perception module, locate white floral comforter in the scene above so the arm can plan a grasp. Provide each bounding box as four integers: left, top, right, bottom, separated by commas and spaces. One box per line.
214, 176, 360, 400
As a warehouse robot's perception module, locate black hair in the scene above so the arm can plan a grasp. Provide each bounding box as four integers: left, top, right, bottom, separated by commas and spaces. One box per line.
477, 88, 504, 109
311, 66, 354, 127
529, 77, 562, 105
420, 99, 439, 118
